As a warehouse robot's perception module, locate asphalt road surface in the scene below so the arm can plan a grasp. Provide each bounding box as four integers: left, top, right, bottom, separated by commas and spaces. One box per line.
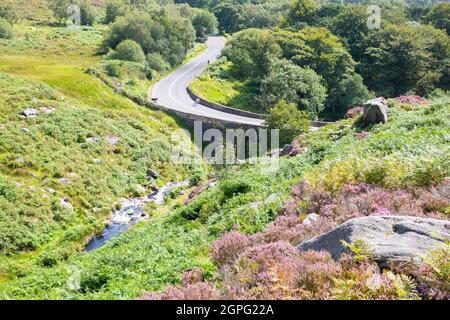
151, 36, 265, 127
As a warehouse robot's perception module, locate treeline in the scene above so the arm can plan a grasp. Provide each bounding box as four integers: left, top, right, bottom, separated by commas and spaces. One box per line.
175, 0, 291, 33
38, 0, 217, 75
36, 0, 449, 119
102, 0, 218, 74
218, 0, 450, 119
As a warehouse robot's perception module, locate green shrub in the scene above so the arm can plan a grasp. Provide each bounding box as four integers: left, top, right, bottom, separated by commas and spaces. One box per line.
423, 3, 450, 35
266, 100, 311, 145
79, 0, 96, 26
263, 58, 327, 118
0, 4, 17, 25
0, 18, 13, 39
147, 52, 170, 73
192, 10, 218, 41
328, 73, 371, 116
220, 180, 252, 199
105, 0, 128, 24
190, 166, 206, 187
103, 13, 195, 67
108, 39, 146, 65
104, 61, 121, 77
49, 0, 71, 24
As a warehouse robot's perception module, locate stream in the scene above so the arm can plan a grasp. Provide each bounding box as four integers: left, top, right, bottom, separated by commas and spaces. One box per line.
84, 181, 189, 252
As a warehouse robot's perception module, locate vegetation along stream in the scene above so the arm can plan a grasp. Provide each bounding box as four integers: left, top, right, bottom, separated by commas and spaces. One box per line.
84, 181, 189, 252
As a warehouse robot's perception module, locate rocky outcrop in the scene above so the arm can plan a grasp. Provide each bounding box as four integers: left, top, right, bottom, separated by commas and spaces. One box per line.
39, 106, 56, 114
21, 108, 38, 118
60, 198, 74, 211
147, 169, 159, 180
363, 98, 388, 125
21, 107, 55, 119
58, 177, 72, 185
297, 216, 450, 267
280, 139, 304, 157
302, 213, 319, 227
86, 137, 101, 143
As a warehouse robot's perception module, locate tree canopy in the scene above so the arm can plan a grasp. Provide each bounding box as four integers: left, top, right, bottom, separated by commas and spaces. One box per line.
262, 58, 327, 118
361, 23, 450, 97
103, 12, 196, 67
423, 3, 450, 35
223, 28, 282, 81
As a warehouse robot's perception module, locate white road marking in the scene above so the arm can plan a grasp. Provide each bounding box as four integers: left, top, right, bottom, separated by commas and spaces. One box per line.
152, 36, 265, 126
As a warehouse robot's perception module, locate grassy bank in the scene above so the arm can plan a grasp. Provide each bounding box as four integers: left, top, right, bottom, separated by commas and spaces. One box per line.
190, 58, 263, 114
0, 22, 204, 287
1, 94, 448, 299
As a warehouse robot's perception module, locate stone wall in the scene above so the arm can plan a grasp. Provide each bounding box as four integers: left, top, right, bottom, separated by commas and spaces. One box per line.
187, 87, 332, 128
187, 87, 267, 120
150, 101, 261, 130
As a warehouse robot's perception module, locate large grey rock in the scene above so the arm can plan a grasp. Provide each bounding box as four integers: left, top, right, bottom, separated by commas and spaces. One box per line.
297, 216, 450, 267
363, 98, 388, 125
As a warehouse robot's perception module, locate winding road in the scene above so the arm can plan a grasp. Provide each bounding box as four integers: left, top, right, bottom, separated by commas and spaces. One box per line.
151, 36, 265, 127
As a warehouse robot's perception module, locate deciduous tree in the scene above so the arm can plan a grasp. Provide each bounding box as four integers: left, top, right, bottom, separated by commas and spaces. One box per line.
262, 58, 327, 118
423, 3, 450, 35
223, 28, 281, 81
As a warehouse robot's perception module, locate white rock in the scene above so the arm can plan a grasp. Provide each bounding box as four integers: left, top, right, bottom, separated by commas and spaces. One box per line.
60, 198, 74, 211
111, 215, 131, 224
67, 172, 78, 178
264, 193, 279, 204
363, 98, 388, 125
58, 178, 72, 185
135, 184, 146, 194
22, 108, 38, 118
303, 213, 319, 226
87, 137, 101, 143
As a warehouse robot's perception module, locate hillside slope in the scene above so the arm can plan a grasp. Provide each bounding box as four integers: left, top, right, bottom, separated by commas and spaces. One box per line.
1, 94, 448, 299
0, 11, 203, 288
